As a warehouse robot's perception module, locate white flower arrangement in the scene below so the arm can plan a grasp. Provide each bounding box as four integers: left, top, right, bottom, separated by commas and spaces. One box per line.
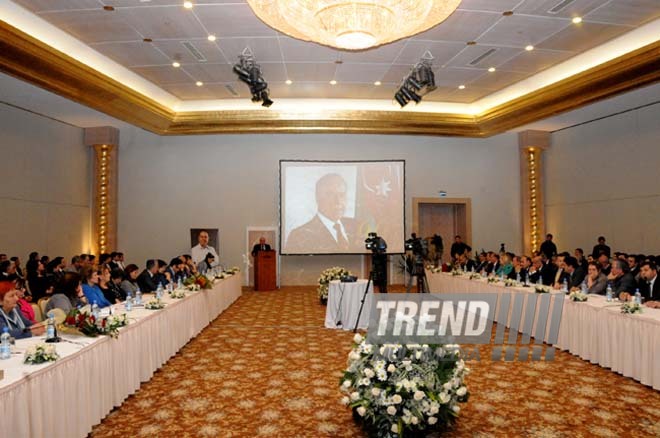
450, 269, 463, 276
429, 266, 443, 274
24, 343, 59, 364
487, 276, 501, 284
145, 299, 165, 310
104, 313, 129, 338
503, 278, 519, 287
340, 334, 469, 437
169, 289, 186, 299
186, 284, 201, 292
534, 284, 551, 293
620, 302, 642, 314
568, 291, 588, 302
469, 273, 482, 280
317, 266, 352, 302
225, 267, 240, 275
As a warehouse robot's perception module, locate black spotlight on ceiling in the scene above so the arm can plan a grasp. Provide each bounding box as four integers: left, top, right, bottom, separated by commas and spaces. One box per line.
232, 48, 273, 108
394, 51, 437, 108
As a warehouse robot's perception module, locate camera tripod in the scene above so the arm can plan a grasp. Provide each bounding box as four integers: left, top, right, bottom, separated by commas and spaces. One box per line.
405, 257, 429, 293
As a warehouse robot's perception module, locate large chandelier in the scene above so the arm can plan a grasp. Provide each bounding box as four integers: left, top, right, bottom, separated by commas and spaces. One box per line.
247, 0, 462, 51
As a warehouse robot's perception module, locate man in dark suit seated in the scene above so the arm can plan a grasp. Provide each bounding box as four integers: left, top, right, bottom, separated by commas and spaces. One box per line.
561, 256, 586, 290
607, 259, 636, 300
285, 173, 356, 253
529, 255, 557, 286
251, 237, 272, 257
137, 259, 159, 293
638, 261, 659, 307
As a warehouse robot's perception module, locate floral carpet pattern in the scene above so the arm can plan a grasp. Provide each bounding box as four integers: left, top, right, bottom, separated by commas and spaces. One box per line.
91, 287, 660, 438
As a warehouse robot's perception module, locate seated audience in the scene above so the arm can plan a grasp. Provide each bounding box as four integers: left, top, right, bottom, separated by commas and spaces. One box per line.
624, 261, 659, 307
562, 256, 586, 290
197, 252, 216, 274
496, 253, 514, 278
585, 261, 607, 295
0, 280, 44, 339
529, 255, 557, 286
155, 259, 168, 286
137, 260, 159, 293
81, 266, 111, 308
97, 265, 113, 302
574, 248, 587, 268
15, 278, 35, 324
598, 254, 612, 276
166, 258, 186, 284
608, 260, 636, 300
475, 252, 488, 272
65, 255, 83, 273
45, 272, 86, 315
120, 264, 140, 297
106, 269, 126, 304
26, 260, 50, 302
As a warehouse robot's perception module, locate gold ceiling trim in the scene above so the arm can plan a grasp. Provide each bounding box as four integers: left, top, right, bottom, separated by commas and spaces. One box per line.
1, 20, 658, 137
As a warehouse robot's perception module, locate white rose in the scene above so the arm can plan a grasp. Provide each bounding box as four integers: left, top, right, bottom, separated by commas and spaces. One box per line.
356, 406, 366, 416
387, 406, 397, 415
349, 351, 360, 361
350, 392, 360, 401
443, 381, 453, 391
413, 390, 425, 401
456, 386, 467, 397
353, 334, 363, 344
387, 364, 396, 373
452, 405, 461, 414
342, 380, 352, 388
439, 392, 450, 404
411, 416, 419, 425
364, 368, 375, 378
428, 416, 438, 425
392, 394, 402, 404
371, 388, 381, 397
391, 424, 399, 433
341, 396, 350, 405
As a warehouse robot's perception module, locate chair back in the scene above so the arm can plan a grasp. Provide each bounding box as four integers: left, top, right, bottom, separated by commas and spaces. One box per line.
31, 303, 44, 322
38, 298, 49, 316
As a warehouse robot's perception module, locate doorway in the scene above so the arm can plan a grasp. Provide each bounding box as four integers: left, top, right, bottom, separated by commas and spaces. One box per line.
412, 197, 472, 263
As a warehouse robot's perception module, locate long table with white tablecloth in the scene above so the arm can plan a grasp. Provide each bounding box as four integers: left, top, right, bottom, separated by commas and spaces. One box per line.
325, 279, 373, 330
427, 270, 660, 390
0, 274, 242, 438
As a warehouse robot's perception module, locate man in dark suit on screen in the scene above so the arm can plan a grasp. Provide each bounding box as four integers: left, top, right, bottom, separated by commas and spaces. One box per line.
251, 237, 272, 257
285, 173, 356, 253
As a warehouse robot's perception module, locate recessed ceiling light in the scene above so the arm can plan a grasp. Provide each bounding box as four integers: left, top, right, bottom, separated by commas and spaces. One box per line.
285, 79, 292, 85
488, 67, 496, 72
502, 11, 513, 16
196, 81, 203, 87
103, 6, 115, 11
172, 61, 181, 68
329, 80, 337, 85
572, 16, 583, 24
183, 1, 193, 9
374, 81, 381, 86
143, 38, 153, 43
466, 41, 477, 46
525, 45, 534, 51
458, 85, 466, 89
207, 35, 216, 42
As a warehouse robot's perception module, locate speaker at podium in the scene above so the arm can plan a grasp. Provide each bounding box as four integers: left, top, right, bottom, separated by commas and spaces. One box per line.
254, 250, 277, 291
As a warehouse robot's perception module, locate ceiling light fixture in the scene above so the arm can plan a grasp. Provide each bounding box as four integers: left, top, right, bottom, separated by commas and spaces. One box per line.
525, 45, 534, 51
285, 79, 292, 85
172, 61, 181, 68
232, 48, 273, 107
572, 16, 583, 24
394, 52, 436, 108
196, 81, 203, 86
246, 0, 462, 51
183, 1, 193, 9
207, 35, 216, 42
488, 67, 496, 72
374, 81, 382, 86
330, 80, 337, 85
458, 84, 466, 89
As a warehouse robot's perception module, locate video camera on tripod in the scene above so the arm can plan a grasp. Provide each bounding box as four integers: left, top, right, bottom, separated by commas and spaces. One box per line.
365, 232, 387, 254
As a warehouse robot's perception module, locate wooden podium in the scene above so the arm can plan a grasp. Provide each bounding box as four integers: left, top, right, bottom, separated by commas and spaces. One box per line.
254, 250, 277, 291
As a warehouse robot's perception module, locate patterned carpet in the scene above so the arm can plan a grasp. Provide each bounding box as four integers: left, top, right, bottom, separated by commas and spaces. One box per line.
91, 287, 660, 438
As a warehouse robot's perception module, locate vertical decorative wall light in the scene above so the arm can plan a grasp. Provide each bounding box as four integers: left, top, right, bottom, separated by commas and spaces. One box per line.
518, 130, 550, 255
84, 127, 119, 256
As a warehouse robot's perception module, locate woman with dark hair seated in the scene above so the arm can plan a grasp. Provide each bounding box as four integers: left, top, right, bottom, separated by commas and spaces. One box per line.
120, 264, 140, 297
26, 260, 50, 302
81, 266, 111, 308
0, 280, 45, 339
197, 252, 215, 275
45, 272, 85, 315
14, 278, 36, 324
586, 261, 608, 295
104, 269, 126, 303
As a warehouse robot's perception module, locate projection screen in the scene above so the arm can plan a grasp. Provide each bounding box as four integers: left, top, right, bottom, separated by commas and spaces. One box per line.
280, 160, 405, 255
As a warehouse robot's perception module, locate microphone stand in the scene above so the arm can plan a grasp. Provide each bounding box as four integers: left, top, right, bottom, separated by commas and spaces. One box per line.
354, 270, 374, 333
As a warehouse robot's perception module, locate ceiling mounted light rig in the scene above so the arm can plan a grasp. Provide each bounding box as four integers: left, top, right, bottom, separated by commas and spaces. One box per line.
232, 48, 273, 107
246, 0, 462, 51
394, 51, 437, 108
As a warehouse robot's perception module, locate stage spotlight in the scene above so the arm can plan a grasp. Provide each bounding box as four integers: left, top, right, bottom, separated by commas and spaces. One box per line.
232, 48, 273, 108
393, 52, 437, 108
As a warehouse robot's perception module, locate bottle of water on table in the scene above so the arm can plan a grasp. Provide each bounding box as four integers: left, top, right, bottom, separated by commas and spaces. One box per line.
156, 282, 163, 300
581, 280, 588, 294
125, 292, 133, 312
606, 283, 613, 302
135, 287, 142, 306
634, 289, 642, 305
91, 301, 99, 320
46, 312, 56, 340
561, 279, 568, 293
0, 327, 11, 360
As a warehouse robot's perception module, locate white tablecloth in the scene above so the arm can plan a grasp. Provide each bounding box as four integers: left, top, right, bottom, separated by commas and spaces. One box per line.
325, 280, 373, 330
427, 270, 660, 390
0, 274, 242, 438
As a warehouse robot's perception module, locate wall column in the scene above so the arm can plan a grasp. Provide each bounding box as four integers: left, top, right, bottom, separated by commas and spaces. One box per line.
519, 130, 550, 255
84, 127, 119, 256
